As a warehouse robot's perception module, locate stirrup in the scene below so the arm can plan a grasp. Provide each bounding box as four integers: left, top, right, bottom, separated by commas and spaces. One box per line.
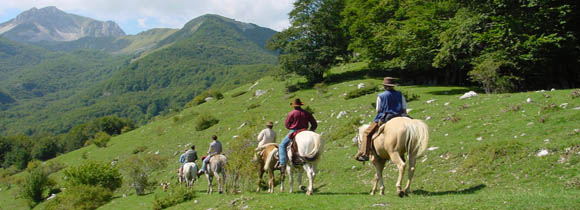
355, 154, 369, 162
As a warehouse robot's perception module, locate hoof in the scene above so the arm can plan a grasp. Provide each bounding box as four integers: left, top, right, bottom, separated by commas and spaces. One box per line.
306, 191, 312, 195
398, 191, 405, 198
300, 186, 307, 192
370, 192, 375, 196
219, 191, 223, 194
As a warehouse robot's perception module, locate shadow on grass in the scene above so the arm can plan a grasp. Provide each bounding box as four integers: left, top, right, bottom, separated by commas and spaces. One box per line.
422, 86, 476, 95
412, 184, 486, 196
286, 68, 384, 93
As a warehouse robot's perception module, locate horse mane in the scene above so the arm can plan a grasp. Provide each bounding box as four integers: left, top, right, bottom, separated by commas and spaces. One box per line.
264, 147, 278, 171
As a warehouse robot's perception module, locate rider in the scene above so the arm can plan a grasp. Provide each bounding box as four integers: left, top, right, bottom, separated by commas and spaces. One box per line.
254, 121, 277, 162
276, 98, 317, 170
198, 135, 222, 176
179, 145, 198, 176
354, 77, 409, 161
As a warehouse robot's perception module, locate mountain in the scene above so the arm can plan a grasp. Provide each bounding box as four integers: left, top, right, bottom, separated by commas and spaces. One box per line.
0, 6, 125, 42
34, 28, 179, 55
0, 14, 278, 135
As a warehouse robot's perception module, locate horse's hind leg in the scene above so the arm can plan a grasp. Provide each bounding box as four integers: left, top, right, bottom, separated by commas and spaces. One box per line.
388, 151, 406, 197
305, 165, 315, 195
297, 167, 305, 192
287, 166, 294, 193
403, 155, 416, 196
207, 175, 213, 194
268, 170, 274, 193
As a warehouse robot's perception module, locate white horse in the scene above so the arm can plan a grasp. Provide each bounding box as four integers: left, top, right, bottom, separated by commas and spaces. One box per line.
356, 117, 429, 197
280, 131, 324, 195
180, 162, 198, 188
206, 154, 227, 194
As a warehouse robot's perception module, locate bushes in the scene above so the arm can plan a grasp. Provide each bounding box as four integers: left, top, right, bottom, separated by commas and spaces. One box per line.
231, 90, 247, 98
120, 154, 167, 195
152, 185, 195, 210
91, 132, 111, 148
194, 113, 219, 131
19, 167, 55, 206
44, 185, 113, 210
345, 85, 379, 99
186, 89, 224, 107
63, 161, 122, 191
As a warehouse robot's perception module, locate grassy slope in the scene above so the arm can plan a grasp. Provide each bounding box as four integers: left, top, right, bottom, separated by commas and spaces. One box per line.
2, 63, 579, 209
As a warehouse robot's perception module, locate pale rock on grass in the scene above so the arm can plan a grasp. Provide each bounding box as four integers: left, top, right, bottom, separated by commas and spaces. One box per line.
426, 99, 436, 104
336, 111, 347, 119
526, 98, 532, 103
357, 83, 365, 89
559, 103, 568, 108
255, 89, 267, 97
537, 149, 549, 157
476, 137, 483, 141
248, 81, 259, 90
428, 147, 439, 151
459, 91, 478, 99
425, 116, 431, 120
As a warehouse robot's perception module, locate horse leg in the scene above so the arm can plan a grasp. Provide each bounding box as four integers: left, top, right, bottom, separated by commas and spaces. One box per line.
403, 155, 416, 196
217, 172, 224, 194
268, 169, 274, 193
305, 164, 315, 195
207, 175, 213, 194
388, 151, 406, 197
257, 167, 264, 192
297, 167, 305, 192
287, 166, 294, 193
222, 171, 227, 194
372, 158, 386, 195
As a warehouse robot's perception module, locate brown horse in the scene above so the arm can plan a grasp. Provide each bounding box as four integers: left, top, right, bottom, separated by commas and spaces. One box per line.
255, 143, 280, 193
356, 117, 429, 197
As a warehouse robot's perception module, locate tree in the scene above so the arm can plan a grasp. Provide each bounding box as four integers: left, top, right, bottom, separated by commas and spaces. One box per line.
267, 0, 350, 83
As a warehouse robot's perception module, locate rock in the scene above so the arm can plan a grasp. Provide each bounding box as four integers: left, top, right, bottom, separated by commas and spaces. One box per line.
427, 147, 439, 151
551, 88, 556, 91
560, 103, 568, 108
426, 99, 436, 104
526, 98, 532, 103
574, 106, 580, 110
425, 116, 431, 120
173, 151, 178, 156
255, 89, 267, 97
351, 166, 357, 170
357, 83, 365, 89
336, 111, 347, 119
537, 149, 549, 157
459, 91, 478, 99
248, 81, 259, 90
205, 97, 213, 102
476, 137, 483, 141
444, 102, 450, 106
154, 150, 159, 155
46, 193, 56, 200
232, 135, 239, 139
372, 203, 388, 207
444, 133, 448, 136
237, 122, 247, 129
407, 109, 413, 113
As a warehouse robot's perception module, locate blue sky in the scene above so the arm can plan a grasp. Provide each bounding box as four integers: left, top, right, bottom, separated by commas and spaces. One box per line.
0, 0, 294, 34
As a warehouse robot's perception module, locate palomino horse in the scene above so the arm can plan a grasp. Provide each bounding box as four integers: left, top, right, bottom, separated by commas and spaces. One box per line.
356, 117, 429, 197
180, 162, 198, 188
256, 143, 280, 193
205, 154, 227, 194
280, 131, 324, 195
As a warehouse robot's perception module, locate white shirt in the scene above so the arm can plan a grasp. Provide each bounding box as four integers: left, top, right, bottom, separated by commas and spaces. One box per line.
376, 95, 407, 112
257, 128, 276, 147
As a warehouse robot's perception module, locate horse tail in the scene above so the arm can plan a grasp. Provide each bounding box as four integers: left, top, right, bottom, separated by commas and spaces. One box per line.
303, 132, 323, 161
406, 119, 429, 158
264, 148, 278, 171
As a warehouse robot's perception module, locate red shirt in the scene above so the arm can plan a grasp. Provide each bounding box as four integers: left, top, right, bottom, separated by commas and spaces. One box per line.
285, 108, 317, 131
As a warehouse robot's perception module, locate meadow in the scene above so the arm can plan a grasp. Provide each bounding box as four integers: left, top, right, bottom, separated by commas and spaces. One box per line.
1, 63, 579, 209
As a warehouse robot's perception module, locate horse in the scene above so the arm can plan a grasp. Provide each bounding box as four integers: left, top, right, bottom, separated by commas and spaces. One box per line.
256, 143, 280, 193
280, 131, 323, 195
180, 162, 198, 188
356, 117, 429, 197
205, 154, 227, 194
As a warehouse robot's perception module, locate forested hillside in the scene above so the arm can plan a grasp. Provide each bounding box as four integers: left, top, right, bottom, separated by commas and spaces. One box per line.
270, 0, 579, 92
0, 14, 277, 137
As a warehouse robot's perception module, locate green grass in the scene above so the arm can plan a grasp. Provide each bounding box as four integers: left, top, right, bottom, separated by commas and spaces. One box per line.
1, 63, 579, 209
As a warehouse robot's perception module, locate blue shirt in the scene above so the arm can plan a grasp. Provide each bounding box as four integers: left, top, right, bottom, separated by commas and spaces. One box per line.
374, 90, 405, 122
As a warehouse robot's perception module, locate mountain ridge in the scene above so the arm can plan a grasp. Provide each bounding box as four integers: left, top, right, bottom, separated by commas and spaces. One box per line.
0, 6, 125, 42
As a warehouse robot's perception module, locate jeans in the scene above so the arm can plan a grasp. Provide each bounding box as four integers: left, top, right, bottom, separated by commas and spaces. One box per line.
278, 130, 296, 165
200, 157, 209, 172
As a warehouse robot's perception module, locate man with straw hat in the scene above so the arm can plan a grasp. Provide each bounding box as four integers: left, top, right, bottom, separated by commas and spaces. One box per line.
253, 121, 277, 162
276, 98, 318, 169
354, 77, 409, 161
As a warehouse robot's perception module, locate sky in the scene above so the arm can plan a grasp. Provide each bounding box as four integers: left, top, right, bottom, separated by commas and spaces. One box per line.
0, 0, 295, 34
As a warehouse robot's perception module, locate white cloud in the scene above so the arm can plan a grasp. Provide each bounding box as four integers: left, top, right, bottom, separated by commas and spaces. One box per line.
0, 0, 294, 34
